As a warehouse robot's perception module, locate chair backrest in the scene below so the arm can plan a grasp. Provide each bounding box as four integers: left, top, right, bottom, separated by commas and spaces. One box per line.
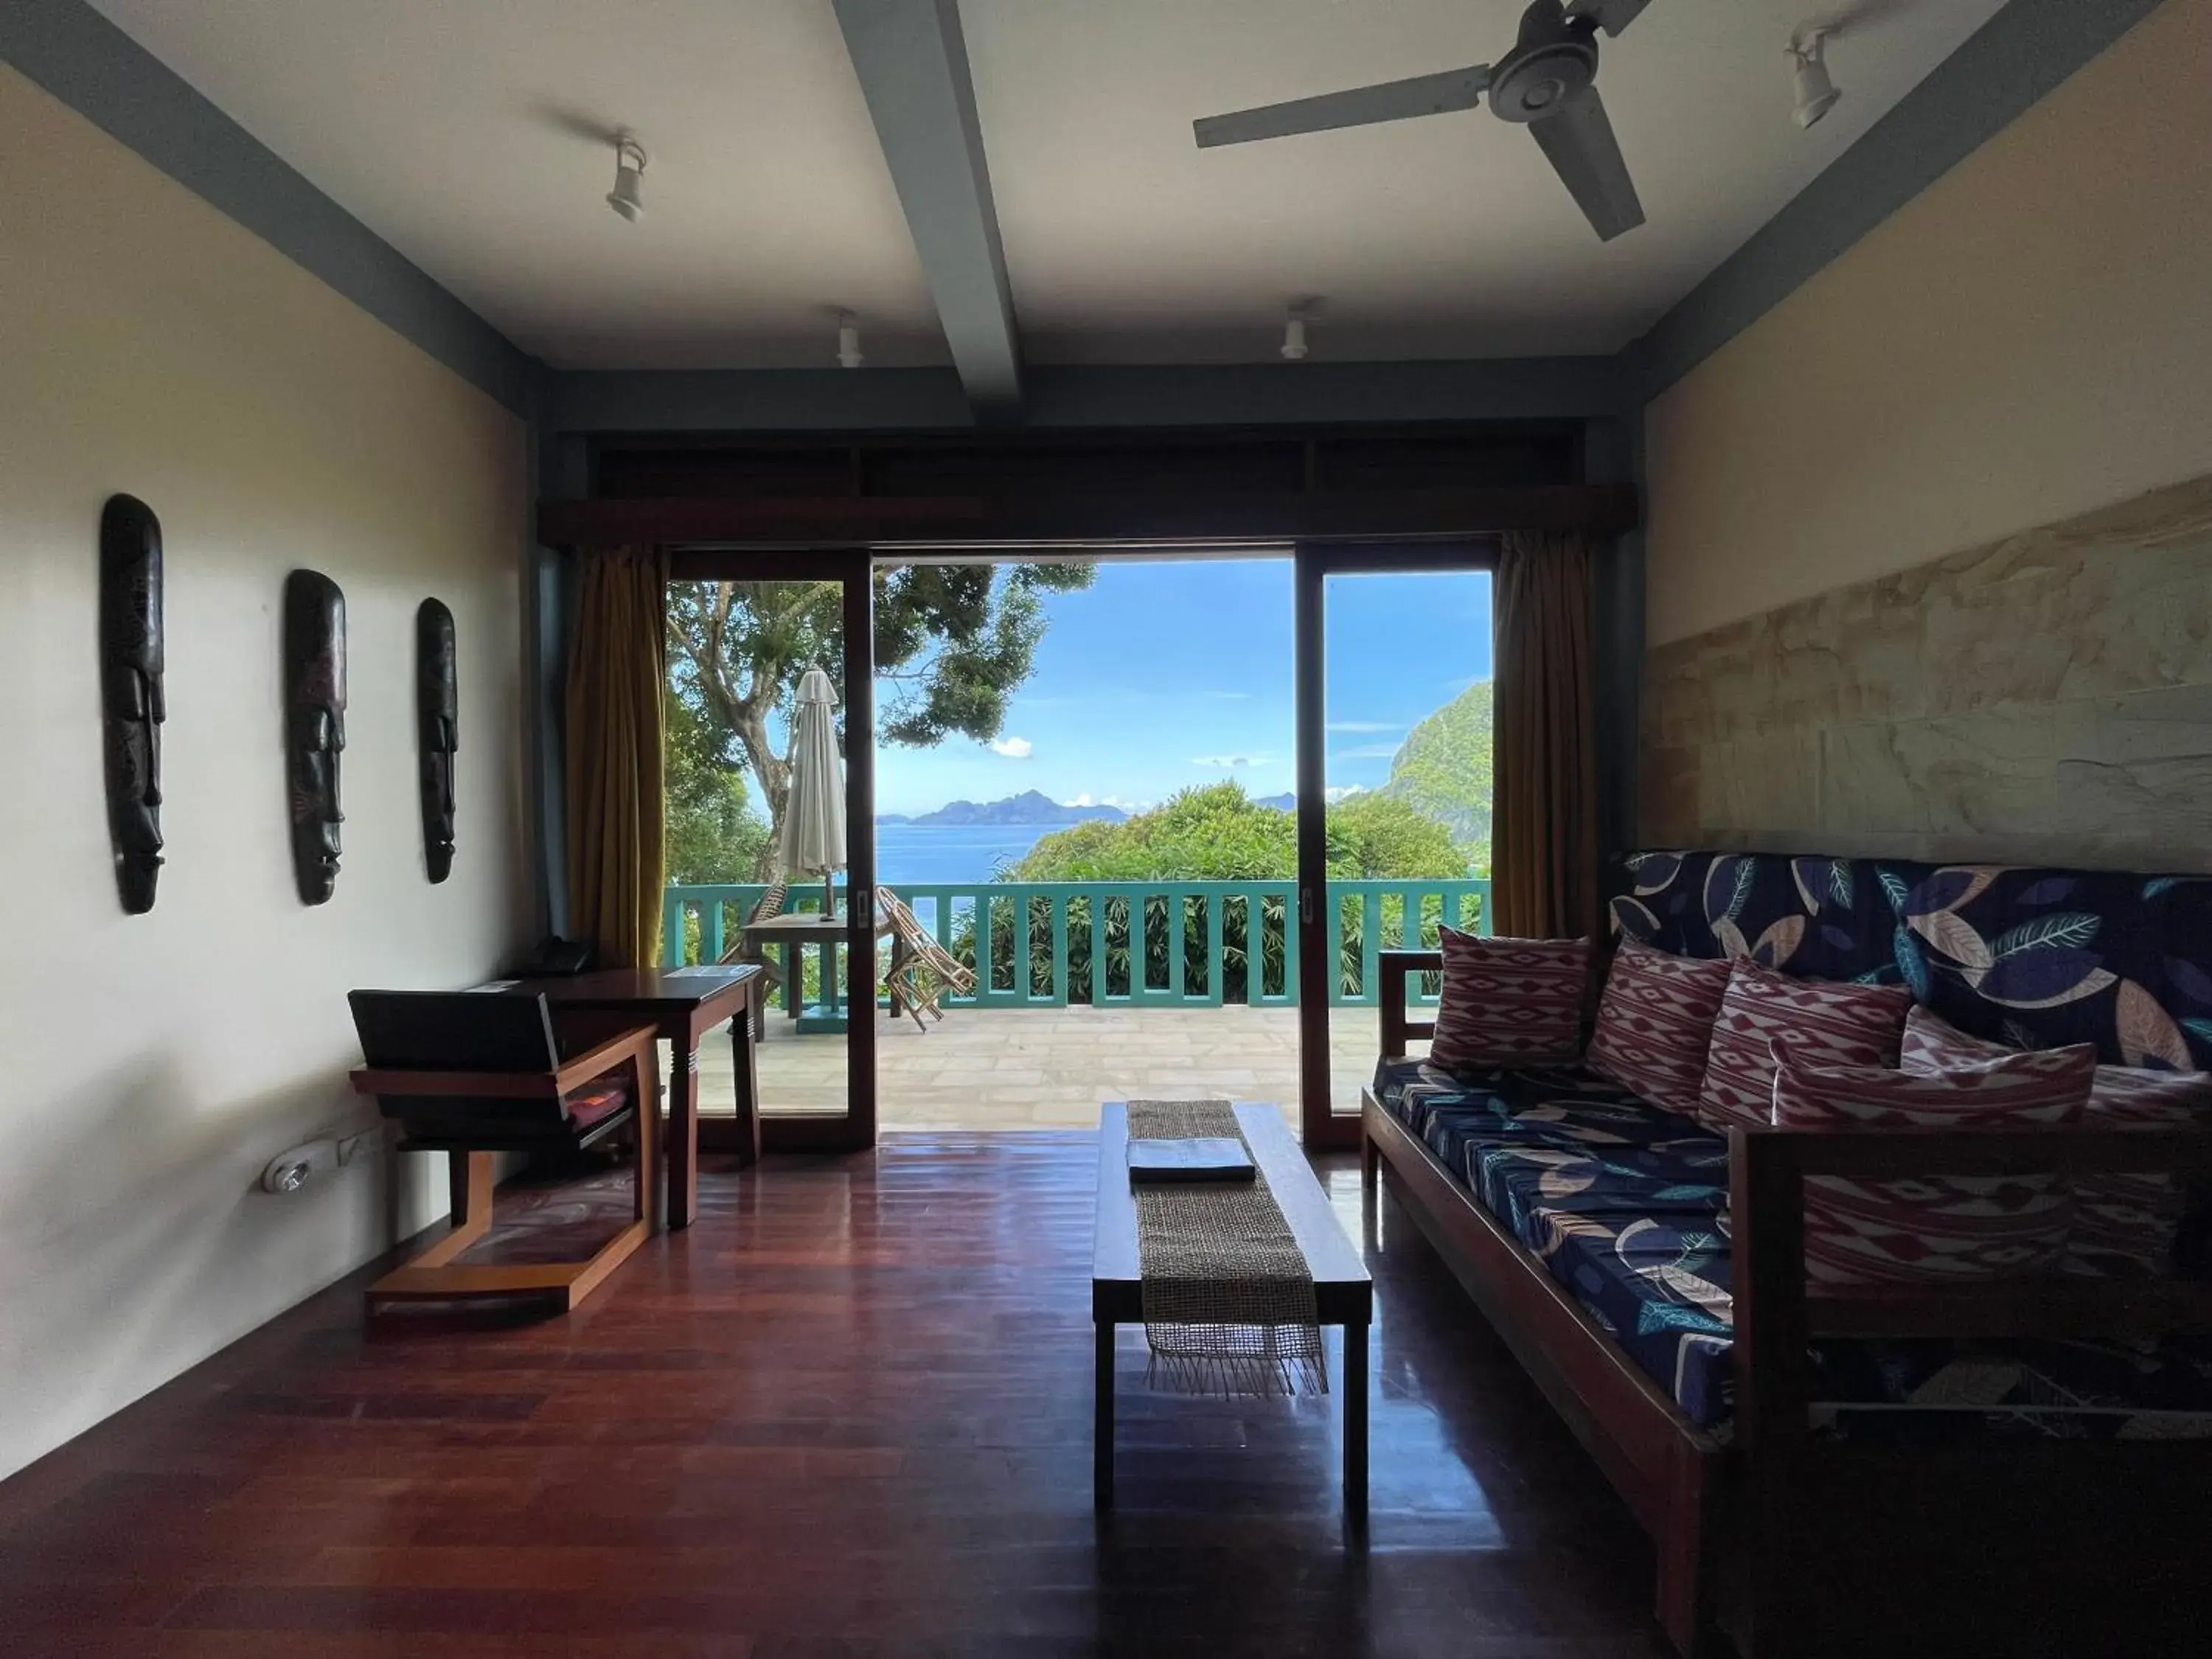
349, 990, 560, 1074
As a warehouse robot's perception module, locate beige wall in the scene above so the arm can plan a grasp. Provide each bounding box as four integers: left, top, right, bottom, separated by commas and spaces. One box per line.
1644, 0, 2212, 648
0, 67, 530, 1477
1641, 473, 2212, 872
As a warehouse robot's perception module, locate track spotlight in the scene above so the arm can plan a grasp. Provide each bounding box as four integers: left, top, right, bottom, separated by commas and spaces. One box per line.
1787, 32, 1840, 130
606, 133, 647, 222
835, 310, 864, 369
1280, 311, 1310, 361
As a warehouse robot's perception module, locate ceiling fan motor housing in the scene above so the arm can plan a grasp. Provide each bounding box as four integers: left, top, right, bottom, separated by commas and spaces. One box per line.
1489, 0, 1599, 125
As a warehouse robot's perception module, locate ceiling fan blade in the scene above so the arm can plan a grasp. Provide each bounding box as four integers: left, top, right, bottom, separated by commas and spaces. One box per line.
1528, 82, 1645, 241
1564, 0, 1656, 38
1194, 65, 1492, 148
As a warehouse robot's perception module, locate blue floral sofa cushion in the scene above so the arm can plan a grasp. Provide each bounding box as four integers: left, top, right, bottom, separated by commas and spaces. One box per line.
1377, 1057, 1739, 1425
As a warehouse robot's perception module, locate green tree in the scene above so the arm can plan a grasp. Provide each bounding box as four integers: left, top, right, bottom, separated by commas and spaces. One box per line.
1378, 678, 1493, 869
663, 693, 771, 885
992, 783, 1469, 1004
666, 564, 1093, 880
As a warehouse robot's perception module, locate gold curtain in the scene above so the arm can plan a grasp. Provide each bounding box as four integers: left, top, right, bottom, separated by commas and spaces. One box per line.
1492, 529, 1599, 942
565, 546, 668, 969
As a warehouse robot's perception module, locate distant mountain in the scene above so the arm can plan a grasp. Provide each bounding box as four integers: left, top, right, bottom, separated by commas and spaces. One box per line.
1251, 792, 1295, 812
1379, 681, 1493, 852
891, 790, 1127, 828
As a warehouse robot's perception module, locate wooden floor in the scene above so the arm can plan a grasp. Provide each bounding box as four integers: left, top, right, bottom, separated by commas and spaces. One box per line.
0, 1135, 1674, 1658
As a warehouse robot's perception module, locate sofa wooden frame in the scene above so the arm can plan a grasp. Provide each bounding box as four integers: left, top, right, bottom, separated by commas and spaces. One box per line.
1363, 947, 2212, 1658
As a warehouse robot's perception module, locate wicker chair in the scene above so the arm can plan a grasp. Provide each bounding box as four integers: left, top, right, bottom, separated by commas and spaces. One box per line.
878, 887, 977, 1031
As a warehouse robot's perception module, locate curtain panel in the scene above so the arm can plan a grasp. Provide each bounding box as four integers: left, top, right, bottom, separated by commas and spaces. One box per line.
1492, 530, 1600, 943
565, 546, 668, 969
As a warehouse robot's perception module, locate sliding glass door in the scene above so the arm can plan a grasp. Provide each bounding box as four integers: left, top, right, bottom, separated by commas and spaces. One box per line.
663, 550, 878, 1152
1295, 544, 1496, 1149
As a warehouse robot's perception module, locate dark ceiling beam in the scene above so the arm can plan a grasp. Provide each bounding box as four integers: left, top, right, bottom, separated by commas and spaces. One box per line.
832, 0, 1022, 420
540, 356, 1633, 436
537, 485, 1638, 549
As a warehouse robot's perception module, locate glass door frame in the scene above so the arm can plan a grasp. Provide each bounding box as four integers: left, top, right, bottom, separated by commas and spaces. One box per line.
1293, 540, 1498, 1150
669, 546, 879, 1154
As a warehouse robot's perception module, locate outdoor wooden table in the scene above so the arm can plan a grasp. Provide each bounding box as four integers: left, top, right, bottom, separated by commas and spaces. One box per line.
741, 902, 897, 1032
521, 964, 762, 1228
1091, 1101, 1373, 1523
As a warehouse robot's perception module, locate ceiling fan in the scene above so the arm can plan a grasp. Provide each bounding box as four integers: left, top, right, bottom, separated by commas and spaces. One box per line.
1193, 0, 1658, 242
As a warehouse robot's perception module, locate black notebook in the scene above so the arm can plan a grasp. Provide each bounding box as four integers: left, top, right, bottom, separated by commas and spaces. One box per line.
1127, 1137, 1256, 1184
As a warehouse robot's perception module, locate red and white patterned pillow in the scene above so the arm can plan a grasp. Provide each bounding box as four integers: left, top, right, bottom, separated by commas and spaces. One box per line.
1772, 1034, 2096, 1287
1902, 1005, 2212, 1277
1427, 929, 1590, 1069
1586, 939, 1734, 1118
1696, 961, 1911, 1133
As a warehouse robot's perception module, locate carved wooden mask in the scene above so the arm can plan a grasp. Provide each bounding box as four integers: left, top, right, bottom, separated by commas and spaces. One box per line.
282, 569, 346, 905
415, 597, 458, 883
100, 495, 165, 914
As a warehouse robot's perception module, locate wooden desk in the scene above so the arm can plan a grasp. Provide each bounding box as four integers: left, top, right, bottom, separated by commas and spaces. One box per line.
524, 964, 761, 1229
1092, 1102, 1372, 1522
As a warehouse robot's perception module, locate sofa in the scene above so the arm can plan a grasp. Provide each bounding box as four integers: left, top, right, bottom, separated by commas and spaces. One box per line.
1360, 851, 2212, 1658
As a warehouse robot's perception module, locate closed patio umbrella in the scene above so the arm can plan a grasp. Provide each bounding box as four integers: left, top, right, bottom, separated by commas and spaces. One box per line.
779, 667, 847, 916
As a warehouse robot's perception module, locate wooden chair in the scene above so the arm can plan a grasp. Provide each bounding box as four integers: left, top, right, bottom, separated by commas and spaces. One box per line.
348, 990, 660, 1313
879, 887, 977, 1030
717, 878, 788, 1038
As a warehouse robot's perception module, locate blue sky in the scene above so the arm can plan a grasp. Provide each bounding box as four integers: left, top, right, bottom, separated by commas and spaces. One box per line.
874, 558, 1492, 818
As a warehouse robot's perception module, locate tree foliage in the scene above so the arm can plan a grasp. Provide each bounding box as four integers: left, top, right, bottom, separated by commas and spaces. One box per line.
1377, 678, 1493, 868
1007, 782, 1466, 883
984, 783, 1470, 1004
664, 563, 1093, 880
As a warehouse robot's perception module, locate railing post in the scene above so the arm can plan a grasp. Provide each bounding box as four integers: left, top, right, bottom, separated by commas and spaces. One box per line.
1359, 888, 1383, 1007
1091, 888, 1110, 1006
1245, 888, 1266, 1006
1164, 888, 1183, 1004
703, 897, 726, 968
1051, 891, 1070, 1006
975, 888, 995, 1003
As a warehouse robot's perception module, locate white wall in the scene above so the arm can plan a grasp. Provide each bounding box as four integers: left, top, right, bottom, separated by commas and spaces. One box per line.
0, 66, 531, 1478
1643, 0, 2212, 647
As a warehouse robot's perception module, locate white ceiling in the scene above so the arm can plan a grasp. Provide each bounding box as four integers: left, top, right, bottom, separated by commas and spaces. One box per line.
88, 0, 2011, 371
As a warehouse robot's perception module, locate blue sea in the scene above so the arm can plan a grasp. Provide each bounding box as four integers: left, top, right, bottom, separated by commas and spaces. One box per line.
873, 821, 1057, 887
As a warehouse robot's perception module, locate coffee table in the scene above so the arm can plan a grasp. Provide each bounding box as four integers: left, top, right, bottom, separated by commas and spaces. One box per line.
1091, 1101, 1373, 1521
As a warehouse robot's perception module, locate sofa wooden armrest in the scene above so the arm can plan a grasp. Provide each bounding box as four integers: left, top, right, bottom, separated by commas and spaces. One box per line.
1376, 948, 1444, 1057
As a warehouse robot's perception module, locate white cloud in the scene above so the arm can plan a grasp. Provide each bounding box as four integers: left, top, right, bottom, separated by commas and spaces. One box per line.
1068, 793, 1138, 810
1326, 720, 1401, 734
1331, 743, 1400, 761
1325, 785, 1367, 804
1192, 753, 1273, 770
987, 736, 1033, 759
1205, 690, 1253, 700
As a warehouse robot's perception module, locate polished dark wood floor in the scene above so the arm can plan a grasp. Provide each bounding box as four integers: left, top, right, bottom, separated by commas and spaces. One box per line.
0, 1135, 1675, 1658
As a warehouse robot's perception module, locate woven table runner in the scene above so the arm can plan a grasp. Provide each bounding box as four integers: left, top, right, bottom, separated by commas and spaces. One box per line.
1127, 1099, 1326, 1398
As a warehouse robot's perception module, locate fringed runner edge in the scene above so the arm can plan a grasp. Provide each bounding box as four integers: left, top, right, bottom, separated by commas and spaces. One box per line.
1127, 1099, 1328, 1399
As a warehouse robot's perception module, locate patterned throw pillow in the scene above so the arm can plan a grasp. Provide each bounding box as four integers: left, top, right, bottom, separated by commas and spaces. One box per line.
1902, 1005, 2212, 1276
1772, 1034, 2096, 1287
1696, 961, 1911, 1133
1586, 939, 1734, 1118
1427, 930, 1590, 1069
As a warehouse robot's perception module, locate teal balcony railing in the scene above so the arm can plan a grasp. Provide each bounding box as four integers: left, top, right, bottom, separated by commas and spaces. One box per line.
663, 877, 1489, 1012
